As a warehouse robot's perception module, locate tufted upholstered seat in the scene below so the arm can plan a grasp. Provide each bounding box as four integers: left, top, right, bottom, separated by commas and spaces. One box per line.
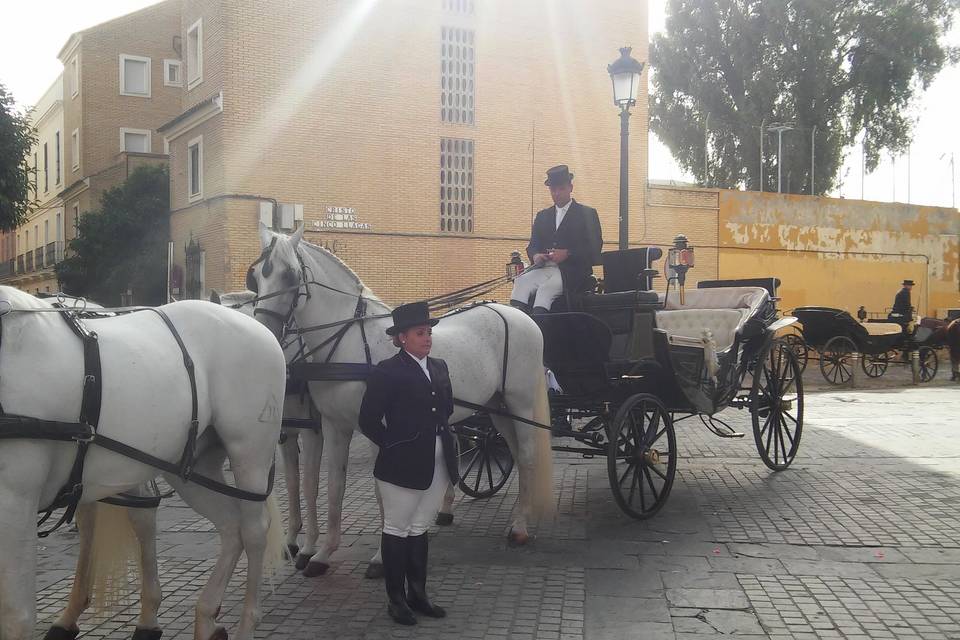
654, 309, 749, 352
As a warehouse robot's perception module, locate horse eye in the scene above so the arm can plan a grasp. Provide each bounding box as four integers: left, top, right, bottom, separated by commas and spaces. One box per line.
283, 268, 298, 286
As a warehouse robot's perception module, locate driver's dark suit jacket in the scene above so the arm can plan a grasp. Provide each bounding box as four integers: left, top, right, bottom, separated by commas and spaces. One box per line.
526, 199, 603, 294
358, 350, 458, 490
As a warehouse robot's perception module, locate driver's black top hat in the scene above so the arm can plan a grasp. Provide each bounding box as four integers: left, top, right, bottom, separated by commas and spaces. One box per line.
544, 165, 574, 186
902, 279, 915, 286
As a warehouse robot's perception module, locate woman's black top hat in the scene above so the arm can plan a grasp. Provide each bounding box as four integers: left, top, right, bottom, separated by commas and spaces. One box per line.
386, 301, 439, 336
544, 164, 574, 186
902, 279, 915, 286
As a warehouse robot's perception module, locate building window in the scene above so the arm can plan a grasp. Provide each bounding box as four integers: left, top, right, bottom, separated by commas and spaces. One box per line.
72, 202, 80, 231
187, 19, 203, 90
121, 127, 151, 153
187, 135, 203, 202
43, 142, 49, 193
441, 27, 475, 125
439, 138, 474, 232
70, 56, 79, 98
185, 237, 205, 299
442, 0, 475, 12
54, 131, 61, 185
71, 129, 80, 170
120, 54, 151, 97
163, 59, 182, 86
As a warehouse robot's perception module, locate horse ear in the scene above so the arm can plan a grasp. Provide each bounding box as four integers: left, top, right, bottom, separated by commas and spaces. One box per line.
209, 290, 221, 304
290, 223, 305, 249
259, 222, 273, 249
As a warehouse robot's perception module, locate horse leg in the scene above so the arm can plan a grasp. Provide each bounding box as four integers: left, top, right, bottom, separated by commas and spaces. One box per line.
489, 416, 531, 544
231, 478, 273, 640
0, 488, 40, 640
435, 482, 456, 526
295, 427, 323, 572
163, 449, 243, 640
46, 503, 96, 640
279, 431, 303, 558
304, 422, 350, 577
127, 503, 163, 640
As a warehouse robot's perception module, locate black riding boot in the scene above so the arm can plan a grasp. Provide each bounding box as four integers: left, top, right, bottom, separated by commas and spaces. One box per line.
382, 533, 417, 625
405, 533, 446, 618
509, 299, 531, 314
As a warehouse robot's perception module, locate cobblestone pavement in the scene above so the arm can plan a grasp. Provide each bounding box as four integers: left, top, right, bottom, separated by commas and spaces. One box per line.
31, 376, 960, 639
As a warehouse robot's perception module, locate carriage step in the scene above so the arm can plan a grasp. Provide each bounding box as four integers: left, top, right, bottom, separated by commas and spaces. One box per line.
700, 415, 745, 438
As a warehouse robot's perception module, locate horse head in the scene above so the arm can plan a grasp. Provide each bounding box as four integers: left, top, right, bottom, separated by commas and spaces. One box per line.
248, 223, 306, 339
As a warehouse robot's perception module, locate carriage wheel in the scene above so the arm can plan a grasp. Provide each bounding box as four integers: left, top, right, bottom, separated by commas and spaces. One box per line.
860, 351, 890, 378
607, 393, 677, 519
751, 341, 804, 470
453, 417, 514, 499
918, 346, 939, 383
819, 336, 856, 385
781, 333, 809, 374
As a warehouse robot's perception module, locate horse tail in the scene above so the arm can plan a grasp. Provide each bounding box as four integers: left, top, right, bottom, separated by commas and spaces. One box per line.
87, 502, 139, 616
262, 493, 288, 586
948, 319, 960, 361
528, 374, 556, 520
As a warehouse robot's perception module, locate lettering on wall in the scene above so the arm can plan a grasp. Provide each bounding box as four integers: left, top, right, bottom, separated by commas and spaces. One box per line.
305, 237, 346, 254
314, 206, 372, 230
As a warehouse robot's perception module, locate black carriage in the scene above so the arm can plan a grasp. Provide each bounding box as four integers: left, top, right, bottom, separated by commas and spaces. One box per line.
453, 249, 804, 520
787, 307, 938, 385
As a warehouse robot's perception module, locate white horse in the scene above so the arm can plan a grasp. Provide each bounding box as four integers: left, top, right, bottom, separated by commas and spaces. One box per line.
0, 286, 286, 640
212, 289, 327, 575
246, 225, 555, 575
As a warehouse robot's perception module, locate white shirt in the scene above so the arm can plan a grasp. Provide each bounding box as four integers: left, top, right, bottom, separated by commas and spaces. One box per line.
555, 199, 573, 230
407, 351, 431, 381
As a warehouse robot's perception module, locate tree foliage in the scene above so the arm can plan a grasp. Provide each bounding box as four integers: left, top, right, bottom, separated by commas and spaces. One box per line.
650, 0, 958, 194
0, 82, 36, 231
56, 165, 170, 305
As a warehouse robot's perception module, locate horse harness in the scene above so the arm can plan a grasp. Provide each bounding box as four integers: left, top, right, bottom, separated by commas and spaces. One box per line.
0, 301, 275, 537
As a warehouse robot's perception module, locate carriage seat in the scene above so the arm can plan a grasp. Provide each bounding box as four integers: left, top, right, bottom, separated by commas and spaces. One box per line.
654, 309, 749, 353
861, 321, 902, 337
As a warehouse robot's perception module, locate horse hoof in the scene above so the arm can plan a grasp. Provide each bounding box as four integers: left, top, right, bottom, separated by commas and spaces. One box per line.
294, 553, 311, 571
43, 625, 80, 640
507, 531, 530, 546
286, 543, 300, 559
435, 512, 454, 526
131, 627, 163, 640
209, 627, 228, 640
303, 560, 330, 577
364, 561, 385, 579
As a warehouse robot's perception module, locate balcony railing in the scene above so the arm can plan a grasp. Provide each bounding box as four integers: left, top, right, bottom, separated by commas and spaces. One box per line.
25, 252, 33, 272
16, 255, 24, 274
46, 241, 64, 266
34, 247, 44, 270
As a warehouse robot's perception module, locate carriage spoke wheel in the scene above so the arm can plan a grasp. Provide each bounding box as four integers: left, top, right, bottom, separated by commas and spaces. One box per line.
607, 393, 677, 519
781, 333, 809, 374
819, 335, 856, 385
454, 417, 514, 499
918, 346, 939, 383
860, 351, 890, 378
752, 341, 804, 470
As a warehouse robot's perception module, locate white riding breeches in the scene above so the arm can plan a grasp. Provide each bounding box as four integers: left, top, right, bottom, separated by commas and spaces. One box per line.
510, 262, 563, 309
378, 436, 450, 537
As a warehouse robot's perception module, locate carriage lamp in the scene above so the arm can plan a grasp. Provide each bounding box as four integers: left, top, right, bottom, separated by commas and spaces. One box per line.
506, 250, 525, 279
667, 235, 695, 305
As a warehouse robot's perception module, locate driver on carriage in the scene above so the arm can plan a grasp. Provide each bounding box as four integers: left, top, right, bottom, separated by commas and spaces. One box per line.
510, 165, 603, 314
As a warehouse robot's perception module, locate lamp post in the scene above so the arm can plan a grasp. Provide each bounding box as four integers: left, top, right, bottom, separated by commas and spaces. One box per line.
767, 122, 795, 193
608, 47, 645, 250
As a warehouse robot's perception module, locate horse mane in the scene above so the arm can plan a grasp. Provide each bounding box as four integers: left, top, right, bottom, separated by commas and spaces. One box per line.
294, 238, 388, 308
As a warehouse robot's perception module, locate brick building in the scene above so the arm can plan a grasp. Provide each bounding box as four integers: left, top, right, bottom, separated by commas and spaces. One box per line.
160, 0, 650, 304
1, 0, 181, 295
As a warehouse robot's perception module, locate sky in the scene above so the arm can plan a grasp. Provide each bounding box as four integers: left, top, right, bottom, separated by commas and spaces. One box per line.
0, 0, 956, 208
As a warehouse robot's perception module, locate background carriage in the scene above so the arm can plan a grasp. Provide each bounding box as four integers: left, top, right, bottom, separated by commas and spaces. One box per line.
452, 249, 804, 520
784, 307, 939, 385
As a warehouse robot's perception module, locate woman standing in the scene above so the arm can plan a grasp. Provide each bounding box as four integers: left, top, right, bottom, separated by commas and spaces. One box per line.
359, 301, 459, 625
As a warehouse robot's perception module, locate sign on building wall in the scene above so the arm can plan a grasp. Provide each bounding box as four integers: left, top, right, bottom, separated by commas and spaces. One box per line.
313, 206, 372, 231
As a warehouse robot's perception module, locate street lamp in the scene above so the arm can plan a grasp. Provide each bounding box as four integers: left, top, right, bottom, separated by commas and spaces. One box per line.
608, 46, 645, 250
767, 122, 795, 193
940, 152, 956, 208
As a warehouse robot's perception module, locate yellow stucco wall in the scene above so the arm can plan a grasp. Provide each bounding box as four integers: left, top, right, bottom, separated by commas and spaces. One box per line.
716, 190, 960, 318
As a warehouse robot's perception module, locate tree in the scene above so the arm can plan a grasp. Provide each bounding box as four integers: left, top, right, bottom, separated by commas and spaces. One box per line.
650, 0, 958, 194
56, 165, 170, 305
0, 82, 36, 230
